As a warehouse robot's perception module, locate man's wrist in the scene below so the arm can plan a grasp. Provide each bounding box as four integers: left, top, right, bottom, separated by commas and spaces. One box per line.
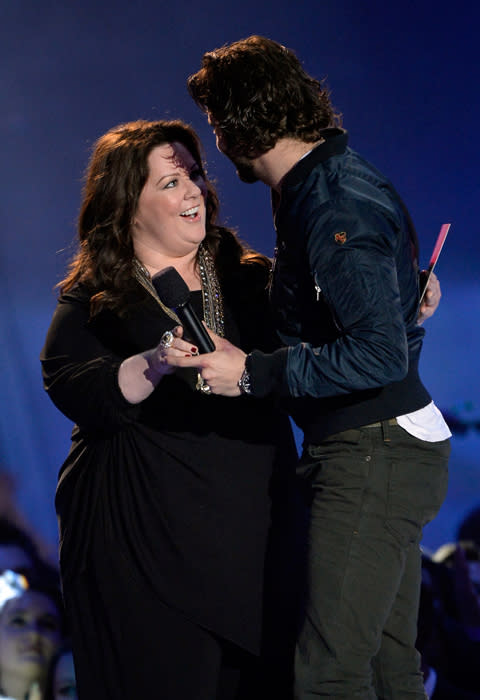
238, 358, 252, 395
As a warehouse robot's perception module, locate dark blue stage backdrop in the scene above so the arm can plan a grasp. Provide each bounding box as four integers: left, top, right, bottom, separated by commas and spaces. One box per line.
1, 0, 479, 556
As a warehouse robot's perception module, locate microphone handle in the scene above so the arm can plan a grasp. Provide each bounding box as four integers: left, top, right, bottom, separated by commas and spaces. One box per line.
175, 303, 215, 354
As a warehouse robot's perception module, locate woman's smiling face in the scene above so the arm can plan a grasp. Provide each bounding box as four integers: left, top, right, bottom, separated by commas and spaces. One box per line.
132, 141, 208, 260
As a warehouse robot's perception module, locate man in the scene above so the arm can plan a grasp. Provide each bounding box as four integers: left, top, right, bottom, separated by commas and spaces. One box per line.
168, 36, 451, 698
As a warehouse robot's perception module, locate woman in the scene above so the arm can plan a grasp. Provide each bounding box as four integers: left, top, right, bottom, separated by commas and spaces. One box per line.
40, 120, 298, 699
0, 580, 64, 700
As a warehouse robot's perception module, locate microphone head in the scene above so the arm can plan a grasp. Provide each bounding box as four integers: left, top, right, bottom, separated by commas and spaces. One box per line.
151, 267, 189, 308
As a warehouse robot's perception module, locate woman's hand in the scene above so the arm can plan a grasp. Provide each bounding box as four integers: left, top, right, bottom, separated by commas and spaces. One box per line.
118, 326, 194, 403
148, 326, 197, 376
163, 328, 247, 397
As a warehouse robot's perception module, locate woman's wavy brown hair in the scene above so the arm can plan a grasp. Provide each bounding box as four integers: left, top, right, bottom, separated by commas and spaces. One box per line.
187, 35, 342, 159
59, 119, 260, 313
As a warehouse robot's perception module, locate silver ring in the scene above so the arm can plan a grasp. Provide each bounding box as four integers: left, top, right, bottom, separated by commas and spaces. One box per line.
200, 382, 212, 395
159, 330, 174, 350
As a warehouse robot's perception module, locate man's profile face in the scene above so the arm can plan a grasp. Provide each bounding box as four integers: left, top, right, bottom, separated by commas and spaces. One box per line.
228, 155, 259, 184
207, 112, 259, 184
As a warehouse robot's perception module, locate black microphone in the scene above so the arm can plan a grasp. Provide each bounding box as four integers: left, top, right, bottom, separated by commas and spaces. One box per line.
151, 266, 215, 354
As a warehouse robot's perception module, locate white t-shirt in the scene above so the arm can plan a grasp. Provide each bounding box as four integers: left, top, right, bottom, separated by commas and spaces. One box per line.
397, 401, 451, 442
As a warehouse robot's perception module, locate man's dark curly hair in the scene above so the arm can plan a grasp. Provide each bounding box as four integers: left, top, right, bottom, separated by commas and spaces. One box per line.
187, 35, 342, 159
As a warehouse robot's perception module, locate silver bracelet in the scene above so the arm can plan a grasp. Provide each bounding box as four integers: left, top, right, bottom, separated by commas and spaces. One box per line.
238, 366, 252, 395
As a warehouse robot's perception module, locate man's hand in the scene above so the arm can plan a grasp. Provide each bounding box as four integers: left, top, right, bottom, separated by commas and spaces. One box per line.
164, 328, 247, 396
417, 271, 441, 325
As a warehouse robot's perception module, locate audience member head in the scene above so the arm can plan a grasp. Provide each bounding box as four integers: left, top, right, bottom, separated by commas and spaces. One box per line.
0, 574, 65, 699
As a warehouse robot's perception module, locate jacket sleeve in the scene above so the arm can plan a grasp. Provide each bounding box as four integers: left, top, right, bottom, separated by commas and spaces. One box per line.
40, 292, 141, 431
248, 200, 411, 399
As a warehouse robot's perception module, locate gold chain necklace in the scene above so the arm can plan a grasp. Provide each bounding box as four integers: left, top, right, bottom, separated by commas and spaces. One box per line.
133, 258, 180, 323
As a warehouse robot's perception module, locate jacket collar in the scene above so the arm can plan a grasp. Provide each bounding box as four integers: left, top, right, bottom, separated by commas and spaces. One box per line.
280, 128, 349, 190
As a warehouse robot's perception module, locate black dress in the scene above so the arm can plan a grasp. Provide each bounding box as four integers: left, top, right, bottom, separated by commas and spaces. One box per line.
40, 262, 297, 698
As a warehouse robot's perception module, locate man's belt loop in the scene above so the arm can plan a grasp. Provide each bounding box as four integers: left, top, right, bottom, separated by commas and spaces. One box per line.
362, 417, 397, 440
381, 419, 392, 443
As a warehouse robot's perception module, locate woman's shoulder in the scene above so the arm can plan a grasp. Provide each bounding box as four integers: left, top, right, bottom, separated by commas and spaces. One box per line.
58, 280, 94, 305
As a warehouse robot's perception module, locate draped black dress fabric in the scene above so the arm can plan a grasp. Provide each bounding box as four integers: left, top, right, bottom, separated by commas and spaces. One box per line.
40, 262, 297, 698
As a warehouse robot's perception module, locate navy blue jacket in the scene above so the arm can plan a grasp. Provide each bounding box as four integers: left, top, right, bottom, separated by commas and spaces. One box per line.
248, 128, 431, 442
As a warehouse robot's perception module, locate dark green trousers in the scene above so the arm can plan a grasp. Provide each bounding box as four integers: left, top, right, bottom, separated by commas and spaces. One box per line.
295, 421, 450, 699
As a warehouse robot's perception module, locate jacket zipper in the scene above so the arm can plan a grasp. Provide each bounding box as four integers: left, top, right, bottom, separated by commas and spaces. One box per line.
314, 274, 321, 302
314, 273, 342, 332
